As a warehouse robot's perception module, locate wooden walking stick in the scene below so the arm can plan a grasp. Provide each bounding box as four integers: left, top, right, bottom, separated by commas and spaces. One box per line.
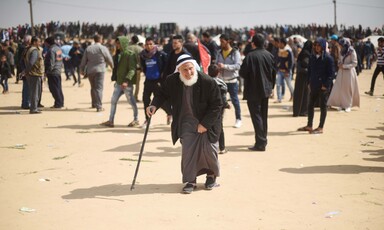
130, 117, 151, 190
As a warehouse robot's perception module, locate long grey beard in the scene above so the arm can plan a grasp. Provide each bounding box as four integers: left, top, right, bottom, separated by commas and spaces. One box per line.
179, 71, 198, 86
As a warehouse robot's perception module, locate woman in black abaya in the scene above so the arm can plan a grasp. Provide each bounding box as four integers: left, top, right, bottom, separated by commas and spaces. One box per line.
293, 40, 312, 117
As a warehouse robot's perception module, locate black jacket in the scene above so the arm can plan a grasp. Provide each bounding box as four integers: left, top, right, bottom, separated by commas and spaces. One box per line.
151, 71, 223, 144
69, 46, 84, 67
239, 48, 276, 99
0, 61, 12, 78
162, 48, 190, 80
308, 53, 334, 91
183, 42, 201, 64
202, 40, 219, 63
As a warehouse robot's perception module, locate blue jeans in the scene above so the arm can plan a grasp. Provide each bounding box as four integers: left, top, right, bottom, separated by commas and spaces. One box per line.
227, 81, 241, 120
276, 71, 294, 101
109, 83, 138, 123
1, 76, 8, 91
365, 54, 372, 69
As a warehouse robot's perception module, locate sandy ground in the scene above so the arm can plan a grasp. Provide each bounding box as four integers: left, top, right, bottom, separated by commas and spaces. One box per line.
0, 67, 383, 230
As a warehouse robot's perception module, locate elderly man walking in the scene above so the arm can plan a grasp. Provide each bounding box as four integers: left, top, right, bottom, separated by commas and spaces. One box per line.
146, 54, 222, 194
80, 35, 114, 112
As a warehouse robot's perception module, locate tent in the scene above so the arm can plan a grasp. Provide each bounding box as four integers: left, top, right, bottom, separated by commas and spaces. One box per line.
127, 34, 146, 44
288, 34, 307, 43
363, 35, 383, 48
136, 35, 146, 44
212, 34, 221, 46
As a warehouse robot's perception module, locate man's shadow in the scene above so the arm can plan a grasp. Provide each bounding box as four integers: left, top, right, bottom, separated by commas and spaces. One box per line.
280, 164, 384, 174
62, 183, 184, 200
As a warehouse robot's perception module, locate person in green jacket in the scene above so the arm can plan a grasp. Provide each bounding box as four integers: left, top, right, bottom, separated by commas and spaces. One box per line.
100, 36, 139, 127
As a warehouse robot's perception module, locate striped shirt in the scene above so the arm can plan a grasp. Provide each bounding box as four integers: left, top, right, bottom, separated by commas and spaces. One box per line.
377, 47, 384, 66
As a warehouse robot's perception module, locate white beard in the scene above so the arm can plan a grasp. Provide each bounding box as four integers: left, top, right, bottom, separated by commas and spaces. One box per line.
179, 71, 198, 86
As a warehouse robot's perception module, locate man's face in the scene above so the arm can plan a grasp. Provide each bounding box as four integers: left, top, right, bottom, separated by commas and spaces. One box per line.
145, 40, 155, 52
220, 39, 228, 49
179, 62, 195, 80
172, 39, 182, 51
278, 42, 285, 49
35, 38, 41, 47
115, 40, 121, 50
379, 40, 384, 48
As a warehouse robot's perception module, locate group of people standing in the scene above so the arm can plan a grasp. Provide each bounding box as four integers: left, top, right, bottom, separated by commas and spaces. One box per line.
145, 33, 383, 193
12, 34, 86, 113
295, 36, 384, 135
98, 32, 244, 132
4, 30, 384, 194
19, 36, 57, 113
98, 32, 258, 193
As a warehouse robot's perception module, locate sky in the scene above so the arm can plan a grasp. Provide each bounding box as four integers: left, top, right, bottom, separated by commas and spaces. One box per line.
0, 0, 383, 30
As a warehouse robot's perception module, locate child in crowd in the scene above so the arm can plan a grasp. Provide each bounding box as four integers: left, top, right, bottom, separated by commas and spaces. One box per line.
208, 64, 230, 154
0, 54, 12, 94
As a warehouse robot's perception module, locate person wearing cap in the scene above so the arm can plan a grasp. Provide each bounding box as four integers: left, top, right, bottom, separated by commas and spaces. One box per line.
297, 38, 334, 134
329, 34, 341, 77
365, 37, 384, 96
146, 54, 222, 194
44, 36, 64, 109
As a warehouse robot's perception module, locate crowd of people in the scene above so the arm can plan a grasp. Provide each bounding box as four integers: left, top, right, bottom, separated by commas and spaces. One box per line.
1, 20, 384, 193
1, 21, 383, 43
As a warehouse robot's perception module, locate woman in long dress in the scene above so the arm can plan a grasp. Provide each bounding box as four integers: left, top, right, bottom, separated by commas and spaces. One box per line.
293, 40, 312, 117
327, 38, 360, 112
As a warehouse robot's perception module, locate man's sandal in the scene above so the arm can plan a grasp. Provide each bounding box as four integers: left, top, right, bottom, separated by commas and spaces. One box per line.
297, 126, 312, 132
